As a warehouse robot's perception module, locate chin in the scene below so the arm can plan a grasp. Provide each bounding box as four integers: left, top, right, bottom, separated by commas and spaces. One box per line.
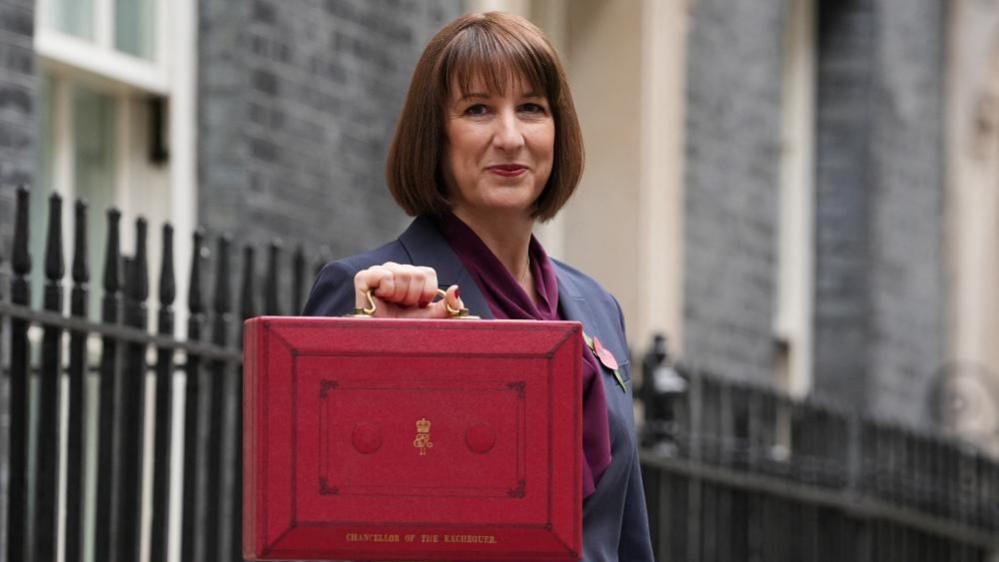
484, 194, 538, 212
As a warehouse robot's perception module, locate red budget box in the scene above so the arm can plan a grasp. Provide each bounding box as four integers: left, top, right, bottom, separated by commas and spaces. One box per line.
243, 316, 583, 561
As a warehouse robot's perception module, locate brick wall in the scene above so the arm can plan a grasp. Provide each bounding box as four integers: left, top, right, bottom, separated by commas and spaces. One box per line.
813, 0, 946, 426
0, 0, 35, 270
197, 0, 462, 311
0, 1, 34, 556
682, 0, 784, 383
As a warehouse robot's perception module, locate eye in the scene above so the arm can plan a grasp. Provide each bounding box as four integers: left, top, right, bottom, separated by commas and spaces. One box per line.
463, 103, 489, 116
519, 103, 547, 114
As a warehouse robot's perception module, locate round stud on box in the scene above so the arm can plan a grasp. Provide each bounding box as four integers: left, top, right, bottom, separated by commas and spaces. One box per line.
465, 423, 496, 454
351, 422, 383, 454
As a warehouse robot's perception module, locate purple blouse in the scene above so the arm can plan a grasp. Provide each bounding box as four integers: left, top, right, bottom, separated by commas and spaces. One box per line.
435, 212, 612, 498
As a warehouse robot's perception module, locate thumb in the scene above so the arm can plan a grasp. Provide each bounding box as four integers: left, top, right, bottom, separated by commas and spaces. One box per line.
425, 285, 465, 319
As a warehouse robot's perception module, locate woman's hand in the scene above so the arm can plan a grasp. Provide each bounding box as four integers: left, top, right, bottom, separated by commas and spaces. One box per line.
353, 262, 464, 318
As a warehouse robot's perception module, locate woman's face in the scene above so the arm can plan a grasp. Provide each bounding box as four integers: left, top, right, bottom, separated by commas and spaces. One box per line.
442, 74, 555, 219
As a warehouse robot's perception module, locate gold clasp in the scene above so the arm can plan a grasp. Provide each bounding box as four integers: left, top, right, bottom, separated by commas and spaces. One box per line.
351, 288, 474, 319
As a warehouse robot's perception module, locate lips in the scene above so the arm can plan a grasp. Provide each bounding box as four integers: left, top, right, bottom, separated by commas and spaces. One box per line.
487, 164, 528, 177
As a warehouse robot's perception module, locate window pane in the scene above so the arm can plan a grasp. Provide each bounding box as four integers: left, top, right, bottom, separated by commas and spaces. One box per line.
73, 84, 118, 321
48, 0, 95, 40
115, 0, 155, 60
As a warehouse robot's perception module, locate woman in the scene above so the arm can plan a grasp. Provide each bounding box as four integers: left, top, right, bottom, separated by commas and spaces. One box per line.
304, 11, 654, 561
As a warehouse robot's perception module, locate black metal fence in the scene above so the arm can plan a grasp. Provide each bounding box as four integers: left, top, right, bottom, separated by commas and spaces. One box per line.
640, 364, 999, 561
2, 186, 998, 562
2, 187, 317, 562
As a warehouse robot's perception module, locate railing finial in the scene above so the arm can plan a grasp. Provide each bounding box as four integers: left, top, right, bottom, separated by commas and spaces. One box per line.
13, 186, 31, 276
44, 192, 64, 283
265, 239, 281, 315
103, 208, 122, 294
188, 229, 205, 315
241, 244, 257, 321
72, 199, 89, 284
159, 223, 175, 306
127, 217, 149, 302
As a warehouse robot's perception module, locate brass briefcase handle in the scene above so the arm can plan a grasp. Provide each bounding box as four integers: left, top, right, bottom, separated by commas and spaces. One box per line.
352, 288, 475, 319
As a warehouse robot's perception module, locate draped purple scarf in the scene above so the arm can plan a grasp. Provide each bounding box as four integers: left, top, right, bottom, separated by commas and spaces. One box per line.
435, 212, 612, 498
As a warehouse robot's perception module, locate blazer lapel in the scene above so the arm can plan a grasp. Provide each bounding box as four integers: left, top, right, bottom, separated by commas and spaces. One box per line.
398, 216, 494, 319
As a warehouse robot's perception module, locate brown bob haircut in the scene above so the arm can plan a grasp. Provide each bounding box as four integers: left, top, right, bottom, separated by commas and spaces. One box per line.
386, 11, 584, 222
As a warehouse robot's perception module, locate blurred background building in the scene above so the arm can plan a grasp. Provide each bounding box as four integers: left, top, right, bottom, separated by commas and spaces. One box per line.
1, 0, 999, 559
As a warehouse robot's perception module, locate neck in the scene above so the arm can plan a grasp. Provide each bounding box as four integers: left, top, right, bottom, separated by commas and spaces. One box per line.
452, 206, 534, 283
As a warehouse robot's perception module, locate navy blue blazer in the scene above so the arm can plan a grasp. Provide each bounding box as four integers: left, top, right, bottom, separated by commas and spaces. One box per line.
303, 216, 654, 562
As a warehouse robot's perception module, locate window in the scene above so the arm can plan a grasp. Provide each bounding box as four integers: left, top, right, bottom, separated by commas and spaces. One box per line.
45, 0, 158, 60
115, 0, 156, 59
32, 77, 118, 319
33, 0, 196, 324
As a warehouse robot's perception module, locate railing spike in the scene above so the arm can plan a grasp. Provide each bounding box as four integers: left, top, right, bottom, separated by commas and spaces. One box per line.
188, 229, 205, 315
72, 199, 89, 284
151, 220, 176, 562
241, 244, 257, 322
12, 186, 31, 276
265, 240, 280, 315
94, 206, 123, 562
44, 192, 64, 283
180, 228, 206, 562
6, 186, 28, 562
128, 217, 149, 303
206, 234, 233, 558
118, 216, 149, 561
36, 191, 65, 560
103, 209, 121, 294
214, 235, 232, 318
65, 196, 89, 562
160, 224, 176, 306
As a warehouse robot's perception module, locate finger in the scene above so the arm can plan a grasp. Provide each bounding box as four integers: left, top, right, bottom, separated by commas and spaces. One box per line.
445, 284, 465, 312
417, 267, 439, 307
379, 263, 412, 303
426, 284, 465, 318
400, 266, 426, 307
353, 265, 389, 292
353, 265, 392, 309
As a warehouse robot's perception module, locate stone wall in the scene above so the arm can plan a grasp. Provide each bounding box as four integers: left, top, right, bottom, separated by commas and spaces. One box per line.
682, 0, 785, 383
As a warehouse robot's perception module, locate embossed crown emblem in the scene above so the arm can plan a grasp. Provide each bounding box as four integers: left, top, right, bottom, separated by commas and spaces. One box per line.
416, 418, 432, 433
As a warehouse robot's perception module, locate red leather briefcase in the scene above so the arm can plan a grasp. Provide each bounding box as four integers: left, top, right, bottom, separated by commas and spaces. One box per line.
243, 316, 583, 561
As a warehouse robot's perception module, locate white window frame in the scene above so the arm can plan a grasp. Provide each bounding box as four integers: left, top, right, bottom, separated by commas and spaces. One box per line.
33, 0, 197, 333
35, 0, 170, 94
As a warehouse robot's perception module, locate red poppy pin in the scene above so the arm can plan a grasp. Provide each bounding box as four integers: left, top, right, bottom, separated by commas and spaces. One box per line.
583, 332, 627, 392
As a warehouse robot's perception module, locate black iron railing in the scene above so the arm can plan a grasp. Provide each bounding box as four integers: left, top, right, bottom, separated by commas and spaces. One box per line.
2, 187, 318, 562
639, 364, 999, 561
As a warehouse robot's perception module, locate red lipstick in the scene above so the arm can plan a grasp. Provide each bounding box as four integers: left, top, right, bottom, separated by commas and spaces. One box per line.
487, 164, 527, 177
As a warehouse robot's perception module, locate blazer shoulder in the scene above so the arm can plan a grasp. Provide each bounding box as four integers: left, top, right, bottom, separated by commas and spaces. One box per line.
551, 258, 619, 309
551, 257, 628, 339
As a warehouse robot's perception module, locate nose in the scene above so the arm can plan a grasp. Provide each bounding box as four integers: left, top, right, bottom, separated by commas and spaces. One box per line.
491, 108, 525, 152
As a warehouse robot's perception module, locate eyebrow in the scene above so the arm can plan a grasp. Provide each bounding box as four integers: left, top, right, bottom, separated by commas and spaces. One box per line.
457, 91, 545, 102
